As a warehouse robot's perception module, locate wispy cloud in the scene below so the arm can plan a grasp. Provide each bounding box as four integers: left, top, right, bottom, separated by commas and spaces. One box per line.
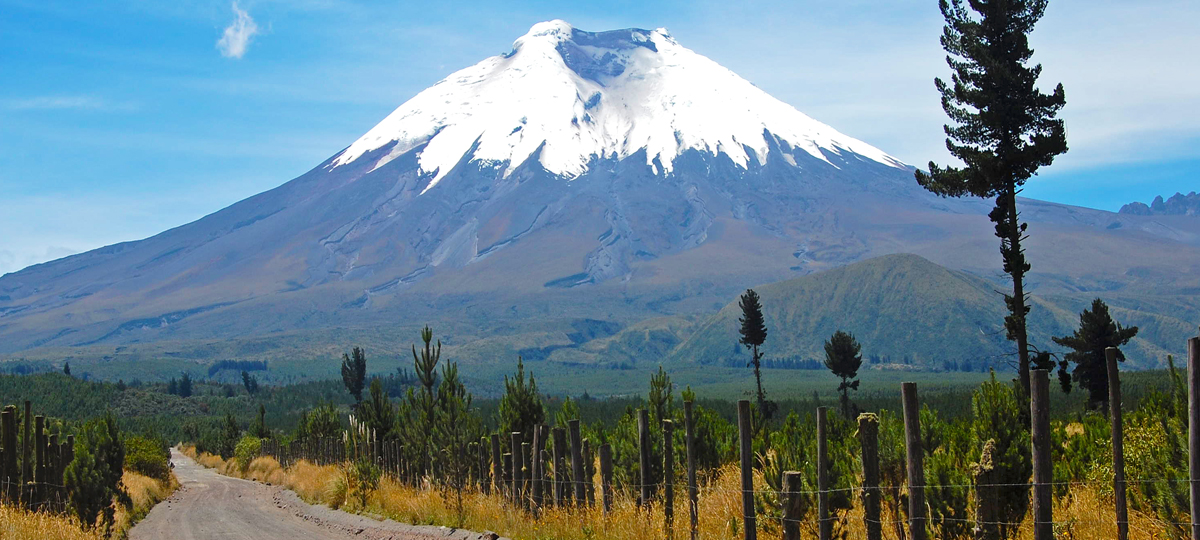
4, 95, 135, 111
217, 2, 259, 59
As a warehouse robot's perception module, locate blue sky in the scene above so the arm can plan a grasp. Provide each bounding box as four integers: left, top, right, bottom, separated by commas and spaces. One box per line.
1, 0, 1197, 275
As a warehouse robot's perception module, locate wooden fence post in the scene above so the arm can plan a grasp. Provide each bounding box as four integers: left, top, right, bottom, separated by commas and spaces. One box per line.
569, 419, 585, 506
521, 441, 532, 510
1030, 369, 1053, 540
1106, 347, 1128, 540
34, 416, 44, 485
1189, 335, 1200, 540
479, 439, 489, 495
531, 427, 542, 510
511, 432, 523, 505
491, 434, 502, 497
48, 434, 59, 486
21, 401, 30, 486
857, 413, 882, 540
783, 471, 802, 540
817, 407, 831, 540
553, 427, 567, 507
503, 452, 513, 502
2, 407, 15, 487
901, 382, 926, 540
584, 438, 596, 507
663, 419, 675, 538
684, 400, 698, 540
638, 409, 651, 509
737, 400, 756, 540
599, 443, 614, 515
34, 415, 44, 506
974, 439, 999, 540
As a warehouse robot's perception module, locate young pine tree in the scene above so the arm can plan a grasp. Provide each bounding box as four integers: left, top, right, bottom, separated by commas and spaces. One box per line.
1052, 298, 1138, 409
435, 362, 479, 526
738, 289, 775, 425
406, 326, 441, 477
358, 377, 396, 441
497, 356, 545, 438
972, 372, 1032, 539
823, 330, 863, 418
917, 0, 1068, 396
341, 346, 367, 404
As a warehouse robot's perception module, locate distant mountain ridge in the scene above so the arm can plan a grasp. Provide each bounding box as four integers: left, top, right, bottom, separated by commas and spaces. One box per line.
1121, 192, 1200, 216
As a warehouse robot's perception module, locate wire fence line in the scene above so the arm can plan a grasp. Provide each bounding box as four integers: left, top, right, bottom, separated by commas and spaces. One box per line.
255, 359, 1199, 540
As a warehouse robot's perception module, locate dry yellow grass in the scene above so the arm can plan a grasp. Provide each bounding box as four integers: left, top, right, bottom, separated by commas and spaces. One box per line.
189, 449, 1175, 540
0, 501, 102, 540
112, 469, 180, 539
0, 469, 177, 540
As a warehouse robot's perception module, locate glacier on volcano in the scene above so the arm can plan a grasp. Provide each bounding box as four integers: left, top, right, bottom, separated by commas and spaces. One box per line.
331, 20, 905, 193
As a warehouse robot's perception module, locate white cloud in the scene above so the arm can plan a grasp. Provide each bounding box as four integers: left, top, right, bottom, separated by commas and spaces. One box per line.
4, 96, 135, 111
217, 2, 259, 59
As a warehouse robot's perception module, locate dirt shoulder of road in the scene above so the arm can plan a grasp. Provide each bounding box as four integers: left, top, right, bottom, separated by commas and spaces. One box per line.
130, 449, 508, 540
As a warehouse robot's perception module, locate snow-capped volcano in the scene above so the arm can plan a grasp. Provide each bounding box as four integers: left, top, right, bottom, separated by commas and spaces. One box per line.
332, 20, 903, 190
3, 20, 1194, 360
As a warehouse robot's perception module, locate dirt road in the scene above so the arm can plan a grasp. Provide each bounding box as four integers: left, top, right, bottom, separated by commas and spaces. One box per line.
129, 449, 503, 540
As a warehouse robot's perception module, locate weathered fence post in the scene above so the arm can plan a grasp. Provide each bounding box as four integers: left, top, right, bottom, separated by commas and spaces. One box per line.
491, 434, 502, 497
34, 416, 44, 483
638, 409, 651, 509
857, 413, 882, 540
817, 407, 831, 540
973, 439, 999, 540
553, 426, 567, 507
21, 401, 31, 486
1106, 347, 1128, 540
584, 438, 596, 507
503, 452, 513, 503
569, 419, 585, 506
1030, 369, 1053, 540
737, 400, 756, 540
531, 427, 542, 511
2, 406, 16, 488
663, 419, 675, 538
478, 439, 489, 495
1189, 335, 1200, 540
521, 441, 532, 510
600, 443, 614, 515
684, 400, 698, 540
34, 415, 44, 506
901, 382, 926, 540
783, 471, 803, 540
511, 432, 523, 505
48, 434, 59, 485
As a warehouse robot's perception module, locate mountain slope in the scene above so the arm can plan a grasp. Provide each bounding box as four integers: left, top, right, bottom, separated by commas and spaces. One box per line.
2, 21, 1199, 367
671, 254, 1198, 370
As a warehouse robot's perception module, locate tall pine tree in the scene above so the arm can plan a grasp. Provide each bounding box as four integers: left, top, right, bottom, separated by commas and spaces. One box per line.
823, 330, 863, 418
916, 0, 1067, 396
1052, 298, 1138, 409
497, 356, 544, 438
738, 289, 774, 424
341, 347, 367, 404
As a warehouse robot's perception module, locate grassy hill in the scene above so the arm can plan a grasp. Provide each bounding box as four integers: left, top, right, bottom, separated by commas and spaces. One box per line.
671, 253, 1196, 370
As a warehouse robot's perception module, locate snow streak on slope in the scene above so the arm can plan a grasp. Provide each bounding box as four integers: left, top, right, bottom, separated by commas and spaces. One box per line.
331, 20, 905, 193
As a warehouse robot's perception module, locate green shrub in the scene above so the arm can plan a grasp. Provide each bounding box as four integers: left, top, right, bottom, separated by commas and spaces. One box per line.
124, 435, 171, 480
234, 435, 263, 474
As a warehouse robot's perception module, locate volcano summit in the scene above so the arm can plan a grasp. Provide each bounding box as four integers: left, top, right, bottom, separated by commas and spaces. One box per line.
3, 22, 1199, 373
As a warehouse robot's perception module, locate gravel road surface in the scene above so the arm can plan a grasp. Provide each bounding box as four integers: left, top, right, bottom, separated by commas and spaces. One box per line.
129, 449, 504, 540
